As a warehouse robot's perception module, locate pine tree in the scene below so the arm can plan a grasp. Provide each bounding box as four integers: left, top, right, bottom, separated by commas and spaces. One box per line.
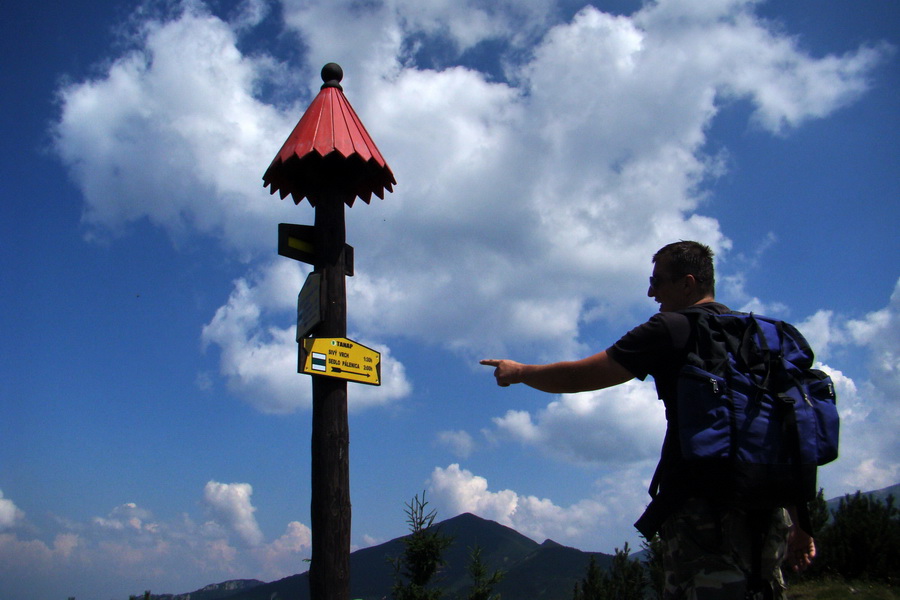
573, 545, 647, 600
464, 545, 505, 600
807, 488, 830, 536
391, 492, 454, 600
641, 535, 665, 600
814, 491, 900, 583
573, 555, 605, 600
605, 543, 647, 599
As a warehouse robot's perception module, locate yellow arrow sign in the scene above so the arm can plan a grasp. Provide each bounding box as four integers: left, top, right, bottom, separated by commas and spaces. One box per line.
300, 338, 381, 386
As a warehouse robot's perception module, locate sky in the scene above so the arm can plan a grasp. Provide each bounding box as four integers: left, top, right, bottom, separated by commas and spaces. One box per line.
1, 0, 898, 598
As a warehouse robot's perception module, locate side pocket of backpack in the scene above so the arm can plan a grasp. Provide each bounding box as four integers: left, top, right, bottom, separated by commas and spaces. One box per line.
676, 365, 730, 460
793, 368, 840, 465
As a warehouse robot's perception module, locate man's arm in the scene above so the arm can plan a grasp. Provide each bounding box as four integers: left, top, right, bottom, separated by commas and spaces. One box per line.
785, 506, 816, 572
480, 350, 634, 393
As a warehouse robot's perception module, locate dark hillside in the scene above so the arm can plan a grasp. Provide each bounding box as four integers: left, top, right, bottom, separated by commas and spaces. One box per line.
224, 512, 614, 600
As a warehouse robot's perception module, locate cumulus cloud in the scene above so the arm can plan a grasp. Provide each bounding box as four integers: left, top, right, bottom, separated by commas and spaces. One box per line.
846, 279, 900, 396
806, 279, 900, 493
0, 491, 23, 531
31, 0, 899, 591
632, 0, 888, 134
203, 481, 265, 547
53, 3, 302, 251
52, 0, 889, 411
253, 520, 312, 580
429, 464, 611, 547
93, 502, 157, 533
436, 430, 476, 459
492, 379, 667, 464
0, 482, 314, 599
200, 260, 412, 413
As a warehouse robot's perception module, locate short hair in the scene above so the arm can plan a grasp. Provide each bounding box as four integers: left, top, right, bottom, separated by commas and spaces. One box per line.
653, 241, 715, 296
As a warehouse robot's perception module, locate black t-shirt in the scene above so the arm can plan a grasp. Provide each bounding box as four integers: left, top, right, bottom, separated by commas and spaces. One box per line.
608, 302, 733, 512
607, 302, 731, 404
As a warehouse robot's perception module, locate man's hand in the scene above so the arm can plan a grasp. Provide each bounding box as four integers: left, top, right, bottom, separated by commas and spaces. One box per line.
480, 359, 524, 387
785, 526, 816, 572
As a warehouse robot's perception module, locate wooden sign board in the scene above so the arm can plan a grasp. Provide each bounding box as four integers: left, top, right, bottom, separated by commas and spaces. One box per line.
300, 338, 381, 386
278, 223, 354, 275
278, 223, 316, 265
296, 272, 324, 340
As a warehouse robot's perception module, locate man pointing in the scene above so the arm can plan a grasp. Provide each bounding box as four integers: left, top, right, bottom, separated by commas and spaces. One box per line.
481, 241, 814, 600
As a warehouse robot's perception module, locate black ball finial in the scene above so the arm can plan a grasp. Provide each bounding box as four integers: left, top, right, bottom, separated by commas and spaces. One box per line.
321, 63, 344, 90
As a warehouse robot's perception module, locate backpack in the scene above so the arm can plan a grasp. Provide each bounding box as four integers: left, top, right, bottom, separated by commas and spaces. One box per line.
635, 309, 840, 539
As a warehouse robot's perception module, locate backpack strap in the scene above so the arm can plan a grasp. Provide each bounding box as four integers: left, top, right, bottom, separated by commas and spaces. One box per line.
635, 306, 729, 539
780, 380, 816, 536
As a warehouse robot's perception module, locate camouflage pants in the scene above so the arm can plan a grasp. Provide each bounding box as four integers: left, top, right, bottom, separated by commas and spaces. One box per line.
660, 497, 791, 600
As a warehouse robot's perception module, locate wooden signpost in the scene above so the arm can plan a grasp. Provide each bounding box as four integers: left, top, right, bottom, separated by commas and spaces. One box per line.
263, 63, 395, 600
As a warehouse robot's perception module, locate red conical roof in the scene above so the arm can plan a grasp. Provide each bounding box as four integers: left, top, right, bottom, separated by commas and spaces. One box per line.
263, 64, 396, 207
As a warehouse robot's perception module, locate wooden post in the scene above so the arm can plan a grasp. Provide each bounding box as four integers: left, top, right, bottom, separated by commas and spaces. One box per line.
309, 191, 351, 600
262, 63, 395, 600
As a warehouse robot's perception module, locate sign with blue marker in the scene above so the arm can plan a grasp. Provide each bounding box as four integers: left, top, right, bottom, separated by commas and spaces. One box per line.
300, 338, 381, 386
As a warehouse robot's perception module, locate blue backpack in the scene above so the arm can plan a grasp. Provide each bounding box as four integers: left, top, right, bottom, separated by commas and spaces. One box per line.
636, 310, 840, 539
677, 311, 838, 505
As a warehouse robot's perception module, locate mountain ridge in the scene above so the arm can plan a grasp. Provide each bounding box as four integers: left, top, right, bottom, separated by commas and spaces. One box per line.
138, 484, 900, 600
215, 512, 615, 600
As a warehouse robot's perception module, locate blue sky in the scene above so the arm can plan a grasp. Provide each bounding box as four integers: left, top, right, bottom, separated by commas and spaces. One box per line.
1, 0, 898, 598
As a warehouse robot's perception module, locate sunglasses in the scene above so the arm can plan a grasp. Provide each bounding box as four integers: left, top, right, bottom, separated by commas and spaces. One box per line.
649, 274, 702, 287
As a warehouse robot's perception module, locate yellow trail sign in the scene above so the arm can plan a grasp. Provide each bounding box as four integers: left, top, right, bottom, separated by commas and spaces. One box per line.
300, 338, 381, 386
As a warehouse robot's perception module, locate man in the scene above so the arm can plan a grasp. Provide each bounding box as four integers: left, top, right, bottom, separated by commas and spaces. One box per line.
481, 241, 815, 599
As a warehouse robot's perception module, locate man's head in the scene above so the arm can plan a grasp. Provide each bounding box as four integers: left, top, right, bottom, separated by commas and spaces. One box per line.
649, 241, 716, 312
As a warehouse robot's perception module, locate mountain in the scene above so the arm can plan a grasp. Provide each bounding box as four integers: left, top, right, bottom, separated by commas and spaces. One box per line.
224, 512, 615, 600
145, 579, 264, 600
141, 483, 900, 600
825, 483, 900, 516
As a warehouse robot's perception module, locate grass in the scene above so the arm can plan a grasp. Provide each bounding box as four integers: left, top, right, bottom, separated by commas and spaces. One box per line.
786, 578, 898, 600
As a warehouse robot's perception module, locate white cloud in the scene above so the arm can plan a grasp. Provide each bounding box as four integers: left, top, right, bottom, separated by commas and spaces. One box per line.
280, 0, 555, 80
201, 260, 412, 413
492, 379, 667, 464
253, 520, 312, 580
230, 0, 271, 31
45, 0, 895, 519
0, 482, 315, 599
27, 0, 900, 593
712, 279, 900, 498
52, 2, 298, 251
200, 262, 303, 414
796, 310, 842, 361
0, 491, 23, 531
93, 502, 156, 533
436, 430, 476, 459
203, 481, 265, 547
0, 532, 83, 586
428, 464, 615, 548
846, 279, 900, 396
817, 280, 900, 494
633, 0, 889, 134
52, 0, 888, 412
